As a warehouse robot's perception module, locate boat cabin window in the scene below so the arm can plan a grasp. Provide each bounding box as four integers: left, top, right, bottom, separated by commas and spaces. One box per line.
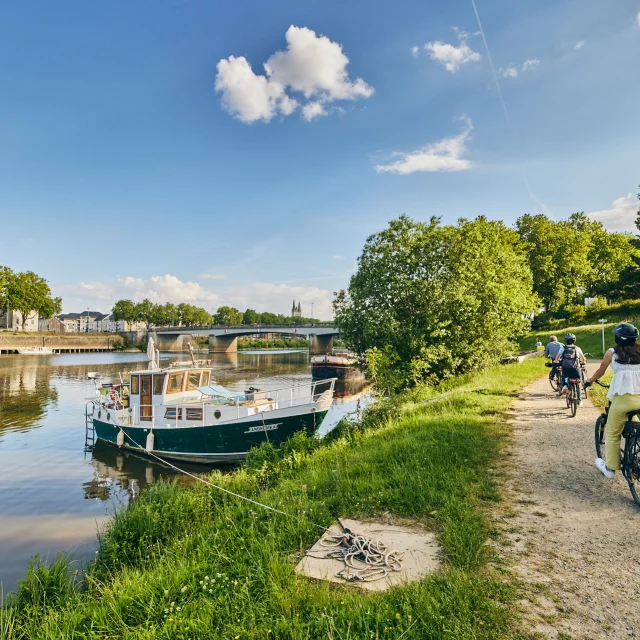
130, 376, 139, 395
167, 372, 185, 394
165, 407, 183, 419
153, 374, 165, 395
187, 371, 202, 390
201, 371, 210, 386
186, 408, 203, 421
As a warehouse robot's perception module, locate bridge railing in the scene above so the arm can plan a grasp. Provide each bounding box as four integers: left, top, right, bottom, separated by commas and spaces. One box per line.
153, 323, 337, 332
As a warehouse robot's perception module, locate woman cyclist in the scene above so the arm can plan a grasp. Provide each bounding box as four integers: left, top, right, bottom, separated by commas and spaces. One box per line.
587, 323, 640, 478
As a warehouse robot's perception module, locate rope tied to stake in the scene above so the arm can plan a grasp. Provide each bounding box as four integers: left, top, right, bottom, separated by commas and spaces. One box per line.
315, 521, 404, 582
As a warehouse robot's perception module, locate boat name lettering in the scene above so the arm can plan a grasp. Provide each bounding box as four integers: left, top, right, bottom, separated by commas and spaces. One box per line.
244, 423, 281, 433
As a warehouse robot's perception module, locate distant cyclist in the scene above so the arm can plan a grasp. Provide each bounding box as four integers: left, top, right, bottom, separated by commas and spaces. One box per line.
544, 335, 562, 381
587, 323, 640, 478
554, 333, 586, 397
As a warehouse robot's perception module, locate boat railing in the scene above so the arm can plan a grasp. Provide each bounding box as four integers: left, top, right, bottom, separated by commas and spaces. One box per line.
260, 377, 337, 410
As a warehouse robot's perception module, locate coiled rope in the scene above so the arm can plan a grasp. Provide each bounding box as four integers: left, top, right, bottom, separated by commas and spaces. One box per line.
313, 521, 404, 582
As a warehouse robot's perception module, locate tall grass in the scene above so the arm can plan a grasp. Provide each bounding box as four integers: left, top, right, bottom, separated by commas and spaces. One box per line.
3, 359, 546, 639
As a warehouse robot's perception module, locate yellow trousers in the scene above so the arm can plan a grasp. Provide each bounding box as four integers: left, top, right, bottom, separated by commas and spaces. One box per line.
606, 393, 640, 470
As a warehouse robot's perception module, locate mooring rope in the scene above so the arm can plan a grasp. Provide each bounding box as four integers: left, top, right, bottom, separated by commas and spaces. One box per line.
115, 426, 327, 532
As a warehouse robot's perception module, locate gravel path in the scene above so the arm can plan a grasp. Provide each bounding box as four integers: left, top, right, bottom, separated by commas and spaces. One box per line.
496, 376, 640, 639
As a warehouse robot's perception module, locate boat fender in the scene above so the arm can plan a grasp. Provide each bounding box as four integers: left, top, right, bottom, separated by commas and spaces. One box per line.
145, 431, 155, 453
117, 430, 125, 447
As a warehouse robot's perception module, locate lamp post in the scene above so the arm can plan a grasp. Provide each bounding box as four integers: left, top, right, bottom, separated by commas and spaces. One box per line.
599, 318, 607, 356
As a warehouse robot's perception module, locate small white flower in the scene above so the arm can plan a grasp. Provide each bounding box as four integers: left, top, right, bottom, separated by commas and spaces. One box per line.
164, 609, 169, 614
171, 601, 175, 607
200, 580, 204, 585
164, 590, 169, 595
180, 586, 187, 592
176, 606, 181, 611
205, 575, 210, 580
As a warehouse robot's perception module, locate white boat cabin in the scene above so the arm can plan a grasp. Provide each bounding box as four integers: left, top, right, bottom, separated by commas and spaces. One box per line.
95, 361, 333, 430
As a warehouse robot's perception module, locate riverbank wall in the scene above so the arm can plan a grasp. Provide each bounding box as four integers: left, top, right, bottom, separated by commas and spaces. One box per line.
0, 333, 124, 354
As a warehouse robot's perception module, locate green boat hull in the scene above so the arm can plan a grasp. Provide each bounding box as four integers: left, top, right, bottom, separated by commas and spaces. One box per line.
92, 410, 328, 464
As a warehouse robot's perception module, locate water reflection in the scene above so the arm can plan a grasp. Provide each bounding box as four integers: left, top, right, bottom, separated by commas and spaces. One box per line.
84, 441, 205, 501
0, 362, 58, 435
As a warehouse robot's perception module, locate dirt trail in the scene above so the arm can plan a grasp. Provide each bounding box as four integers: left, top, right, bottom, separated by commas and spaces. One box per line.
497, 376, 640, 639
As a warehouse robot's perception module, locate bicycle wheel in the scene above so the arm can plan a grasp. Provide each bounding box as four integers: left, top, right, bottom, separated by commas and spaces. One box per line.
595, 415, 607, 459
549, 374, 559, 392
571, 392, 578, 417
623, 433, 640, 508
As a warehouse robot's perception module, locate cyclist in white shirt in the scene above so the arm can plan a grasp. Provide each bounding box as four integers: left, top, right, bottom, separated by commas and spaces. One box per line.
587, 323, 640, 478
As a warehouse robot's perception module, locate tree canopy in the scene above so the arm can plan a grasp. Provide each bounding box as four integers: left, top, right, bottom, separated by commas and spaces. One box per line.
515, 211, 636, 310
0, 267, 62, 329
334, 215, 538, 391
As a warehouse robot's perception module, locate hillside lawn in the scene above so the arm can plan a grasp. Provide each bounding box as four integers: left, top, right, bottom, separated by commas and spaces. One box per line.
517, 321, 638, 359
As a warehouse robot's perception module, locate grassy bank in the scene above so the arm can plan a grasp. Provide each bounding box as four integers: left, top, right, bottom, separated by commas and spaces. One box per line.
2, 359, 546, 639
518, 322, 621, 358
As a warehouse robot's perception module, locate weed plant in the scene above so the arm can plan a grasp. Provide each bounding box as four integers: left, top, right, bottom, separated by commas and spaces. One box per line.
3, 359, 546, 639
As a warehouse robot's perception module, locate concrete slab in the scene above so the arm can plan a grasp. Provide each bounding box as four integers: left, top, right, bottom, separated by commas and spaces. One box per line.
295, 518, 440, 591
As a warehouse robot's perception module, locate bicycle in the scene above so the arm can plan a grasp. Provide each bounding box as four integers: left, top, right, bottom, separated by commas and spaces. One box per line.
564, 375, 582, 417
545, 361, 562, 392
588, 380, 640, 507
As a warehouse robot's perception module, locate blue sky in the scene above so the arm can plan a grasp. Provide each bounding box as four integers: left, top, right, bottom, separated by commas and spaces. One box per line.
1, 0, 638, 318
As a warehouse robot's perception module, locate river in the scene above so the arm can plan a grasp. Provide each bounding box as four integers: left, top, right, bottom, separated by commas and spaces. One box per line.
0, 350, 369, 594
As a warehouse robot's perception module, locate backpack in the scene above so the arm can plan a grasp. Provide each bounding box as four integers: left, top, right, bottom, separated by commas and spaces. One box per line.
561, 345, 580, 370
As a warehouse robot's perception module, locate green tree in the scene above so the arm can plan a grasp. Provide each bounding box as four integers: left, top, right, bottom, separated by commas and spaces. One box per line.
243, 309, 261, 324
6, 271, 61, 330
334, 215, 537, 391
260, 312, 278, 324
0, 265, 13, 312
111, 300, 137, 326
214, 306, 242, 325
515, 214, 569, 310
134, 299, 157, 330
603, 188, 640, 300
568, 212, 635, 296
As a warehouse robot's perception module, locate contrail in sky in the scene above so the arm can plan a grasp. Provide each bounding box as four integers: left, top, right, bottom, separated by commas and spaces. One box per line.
470, 0, 510, 129
470, 0, 551, 215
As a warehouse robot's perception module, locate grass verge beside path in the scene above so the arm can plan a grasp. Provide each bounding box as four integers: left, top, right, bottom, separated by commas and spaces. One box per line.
3, 359, 546, 640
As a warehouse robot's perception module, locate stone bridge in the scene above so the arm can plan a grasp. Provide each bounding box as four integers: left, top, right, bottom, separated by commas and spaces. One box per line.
149, 324, 339, 354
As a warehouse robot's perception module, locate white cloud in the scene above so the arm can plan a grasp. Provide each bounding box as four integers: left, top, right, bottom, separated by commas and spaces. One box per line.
574, 40, 585, 49
215, 25, 373, 124
375, 117, 473, 175
410, 45, 420, 58
302, 100, 328, 121
587, 194, 638, 233
637, 11, 640, 26
200, 273, 226, 280
500, 58, 540, 79
424, 40, 481, 72
54, 275, 336, 319
214, 56, 291, 124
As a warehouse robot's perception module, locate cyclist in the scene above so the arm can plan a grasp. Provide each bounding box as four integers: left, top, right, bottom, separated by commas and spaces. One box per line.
544, 335, 562, 381
553, 333, 586, 397
587, 323, 640, 478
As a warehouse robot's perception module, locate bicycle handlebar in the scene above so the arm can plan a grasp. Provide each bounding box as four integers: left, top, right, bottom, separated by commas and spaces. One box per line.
584, 380, 609, 389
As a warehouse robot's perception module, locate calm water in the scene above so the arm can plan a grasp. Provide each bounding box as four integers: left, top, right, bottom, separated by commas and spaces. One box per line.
0, 351, 368, 594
